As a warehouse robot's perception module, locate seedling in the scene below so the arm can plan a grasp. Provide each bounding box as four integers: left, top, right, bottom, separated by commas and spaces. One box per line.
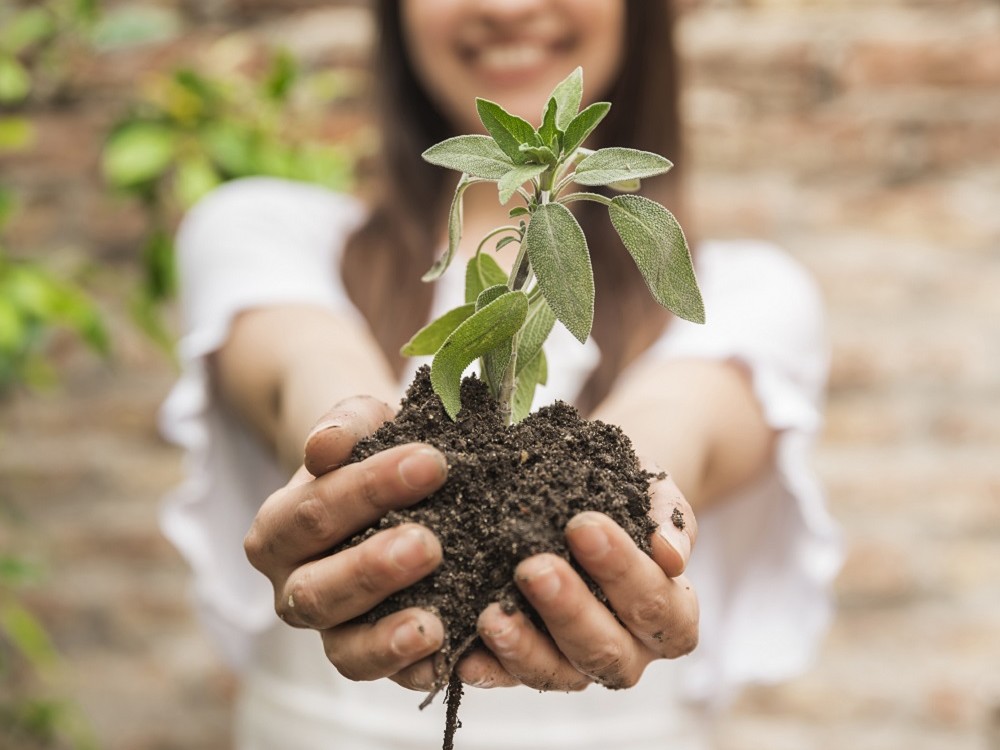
401, 67, 705, 423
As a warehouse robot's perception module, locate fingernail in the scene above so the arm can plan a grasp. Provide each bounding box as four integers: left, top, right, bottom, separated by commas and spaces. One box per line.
566, 514, 609, 560
658, 514, 691, 563
390, 618, 431, 657
517, 560, 560, 602
306, 418, 343, 443
387, 527, 432, 571
398, 447, 447, 491
482, 614, 519, 655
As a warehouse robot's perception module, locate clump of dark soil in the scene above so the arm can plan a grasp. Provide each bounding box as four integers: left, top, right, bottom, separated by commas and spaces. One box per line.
340, 365, 658, 740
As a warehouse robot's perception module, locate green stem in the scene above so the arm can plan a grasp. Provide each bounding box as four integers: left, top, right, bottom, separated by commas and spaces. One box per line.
498, 182, 552, 424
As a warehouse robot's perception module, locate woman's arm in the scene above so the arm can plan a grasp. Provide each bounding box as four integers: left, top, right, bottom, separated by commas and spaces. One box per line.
211, 304, 400, 472
593, 358, 776, 511
214, 304, 704, 693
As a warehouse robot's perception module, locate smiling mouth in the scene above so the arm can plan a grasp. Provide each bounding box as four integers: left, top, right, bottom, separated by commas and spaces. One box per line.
462, 38, 574, 82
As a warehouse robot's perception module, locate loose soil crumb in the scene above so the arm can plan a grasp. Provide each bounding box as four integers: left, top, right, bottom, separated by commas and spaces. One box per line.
338, 366, 659, 741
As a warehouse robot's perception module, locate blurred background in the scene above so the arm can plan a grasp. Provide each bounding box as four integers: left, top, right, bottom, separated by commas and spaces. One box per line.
0, 0, 998, 748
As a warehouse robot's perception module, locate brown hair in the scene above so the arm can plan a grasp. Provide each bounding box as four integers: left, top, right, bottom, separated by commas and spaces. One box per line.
342, 0, 690, 414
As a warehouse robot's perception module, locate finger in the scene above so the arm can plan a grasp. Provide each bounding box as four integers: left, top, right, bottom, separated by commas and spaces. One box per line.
389, 655, 441, 692
320, 607, 444, 682
245, 442, 447, 572
454, 647, 522, 689
647, 473, 697, 577
566, 512, 699, 658
278, 523, 442, 629
514, 554, 648, 689
304, 395, 395, 477
476, 603, 589, 691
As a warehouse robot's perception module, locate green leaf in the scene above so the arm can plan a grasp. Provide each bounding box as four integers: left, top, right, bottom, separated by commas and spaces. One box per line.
465, 252, 508, 304
512, 348, 547, 423
498, 163, 547, 204
423, 175, 482, 282
263, 48, 298, 101
2, 8, 56, 54
102, 123, 177, 188
574, 147, 673, 186
422, 135, 513, 180
515, 296, 556, 376
561, 101, 611, 157
539, 97, 559, 148
142, 228, 176, 301
431, 290, 528, 419
173, 154, 220, 208
550, 67, 584, 131
89, 5, 182, 50
400, 303, 475, 356
0, 116, 33, 152
476, 284, 514, 392
0, 55, 31, 104
508, 206, 530, 218
0, 296, 25, 353
524, 202, 594, 343
495, 236, 519, 252
609, 194, 705, 323
607, 177, 642, 192
518, 143, 557, 165
475, 98, 540, 164
0, 601, 57, 669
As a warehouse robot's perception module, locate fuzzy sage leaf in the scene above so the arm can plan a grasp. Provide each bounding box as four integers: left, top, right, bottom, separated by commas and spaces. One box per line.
498, 163, 548, 204
515, 297, 556, 376
550, 67, 584, 130
476, 284, 515, 392
561, 101, 611, 158
608, 194, 705, 323
476, 99, 540, 165
423, 175, 482, 282
400, 303, 476, 356
574, 147, 672, 186
421, 135, 514, 180
465, 253, 508, 304
524, 202, 594, 343
431, 290, 528, 419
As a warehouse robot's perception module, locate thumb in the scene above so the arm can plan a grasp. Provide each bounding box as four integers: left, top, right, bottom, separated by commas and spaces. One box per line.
303, 395, 395, 477
646, 469, 698, 578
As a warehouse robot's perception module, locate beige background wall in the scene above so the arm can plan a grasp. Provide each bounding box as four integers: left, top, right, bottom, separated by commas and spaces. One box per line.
1, 1, 998, 748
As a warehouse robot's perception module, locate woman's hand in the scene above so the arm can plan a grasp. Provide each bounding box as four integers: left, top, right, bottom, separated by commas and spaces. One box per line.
243, 396, 451, 686
449, 473, 699, 692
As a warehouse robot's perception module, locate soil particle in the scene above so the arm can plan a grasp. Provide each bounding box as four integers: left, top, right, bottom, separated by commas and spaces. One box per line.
671, 507, 686, 531
339, 365, 658, 695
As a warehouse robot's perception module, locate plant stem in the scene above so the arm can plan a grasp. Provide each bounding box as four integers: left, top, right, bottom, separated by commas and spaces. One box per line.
498, 179, 552, 424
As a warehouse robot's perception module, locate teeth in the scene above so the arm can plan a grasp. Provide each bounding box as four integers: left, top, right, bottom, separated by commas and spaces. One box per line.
477, 44, 547, 73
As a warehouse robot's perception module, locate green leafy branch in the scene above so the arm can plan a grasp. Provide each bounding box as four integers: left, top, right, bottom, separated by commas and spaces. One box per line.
101, 50, 359, 350
402, 67, 705, 424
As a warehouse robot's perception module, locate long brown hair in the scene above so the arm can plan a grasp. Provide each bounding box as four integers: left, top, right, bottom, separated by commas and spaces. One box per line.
342, 1, 690, 414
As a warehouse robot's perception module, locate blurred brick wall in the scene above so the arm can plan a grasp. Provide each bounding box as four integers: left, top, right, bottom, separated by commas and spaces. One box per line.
1, 1, 998, 749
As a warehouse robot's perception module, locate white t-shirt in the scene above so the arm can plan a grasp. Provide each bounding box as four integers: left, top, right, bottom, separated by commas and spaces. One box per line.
159, 177, 843, 750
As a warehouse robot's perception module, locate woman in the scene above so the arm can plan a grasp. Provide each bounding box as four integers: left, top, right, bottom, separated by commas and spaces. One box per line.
160, 1, 842, 747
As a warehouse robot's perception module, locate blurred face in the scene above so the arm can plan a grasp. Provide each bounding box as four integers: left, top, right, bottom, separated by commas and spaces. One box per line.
401, 0, 626, 135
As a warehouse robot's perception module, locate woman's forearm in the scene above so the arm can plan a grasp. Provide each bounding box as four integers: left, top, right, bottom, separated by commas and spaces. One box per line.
591, 359, 775, 510
211, 305, 399, 473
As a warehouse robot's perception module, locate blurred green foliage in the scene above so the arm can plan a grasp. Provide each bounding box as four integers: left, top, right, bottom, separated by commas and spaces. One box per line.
1, 3, 106, 748
102, 49, 358, 348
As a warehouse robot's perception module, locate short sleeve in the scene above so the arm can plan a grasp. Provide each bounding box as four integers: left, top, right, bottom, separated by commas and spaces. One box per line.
638, 240, 844, 705
158, 178, 365, 668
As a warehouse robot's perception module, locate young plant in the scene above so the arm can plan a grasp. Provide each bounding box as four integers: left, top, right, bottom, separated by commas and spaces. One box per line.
401, 67, 705, 424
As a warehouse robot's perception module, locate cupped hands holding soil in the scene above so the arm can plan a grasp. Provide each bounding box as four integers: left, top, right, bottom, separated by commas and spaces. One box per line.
337, 365, 664, 696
